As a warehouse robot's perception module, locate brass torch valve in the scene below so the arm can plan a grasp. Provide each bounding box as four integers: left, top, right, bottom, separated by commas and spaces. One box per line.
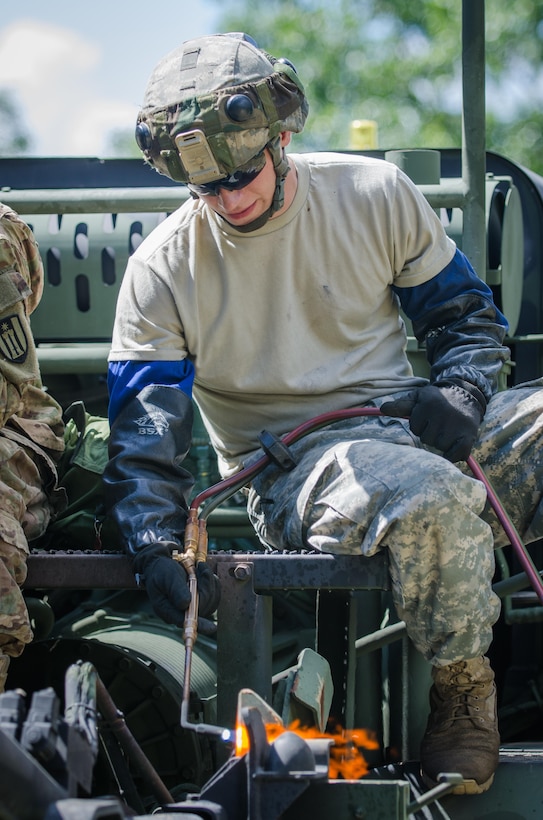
173, 508, 209, 646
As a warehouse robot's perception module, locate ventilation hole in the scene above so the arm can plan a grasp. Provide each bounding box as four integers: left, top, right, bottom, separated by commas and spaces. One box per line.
75, 274, 90, 312
102, 214, 116, 233
488, 188, 506, 271
102, 247, 116, 285
46, 248, 61, 286
440, 208, 452, 227
47, 215, 61, 234
74, 223, 89, 259
129, 221, 143, 254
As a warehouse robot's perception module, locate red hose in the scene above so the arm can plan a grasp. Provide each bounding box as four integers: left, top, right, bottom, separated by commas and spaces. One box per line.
466, 455, 543, 604
190, 405, 543, 604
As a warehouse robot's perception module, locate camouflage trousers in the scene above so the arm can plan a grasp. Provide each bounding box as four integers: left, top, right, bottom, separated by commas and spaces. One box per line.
0, 432, 56, 691
247, 379, 543, 667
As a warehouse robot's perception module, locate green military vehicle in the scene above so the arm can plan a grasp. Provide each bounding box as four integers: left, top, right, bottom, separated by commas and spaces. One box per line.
2, 2, 543, 817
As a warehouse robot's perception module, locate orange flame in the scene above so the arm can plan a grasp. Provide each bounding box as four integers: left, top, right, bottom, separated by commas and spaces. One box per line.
235, 719, 378, 780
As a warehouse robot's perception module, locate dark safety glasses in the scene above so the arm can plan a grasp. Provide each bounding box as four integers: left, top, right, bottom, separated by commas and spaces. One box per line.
188, 152, 267, 196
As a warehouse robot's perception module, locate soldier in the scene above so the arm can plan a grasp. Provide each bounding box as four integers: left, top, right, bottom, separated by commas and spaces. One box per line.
103, 33, 543, 793
0, 204, 65, 691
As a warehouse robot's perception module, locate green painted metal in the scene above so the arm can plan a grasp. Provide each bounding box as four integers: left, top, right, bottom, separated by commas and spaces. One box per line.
8, 2, 543, 817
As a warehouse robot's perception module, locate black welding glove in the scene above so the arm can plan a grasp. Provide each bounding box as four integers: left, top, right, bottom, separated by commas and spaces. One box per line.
133, 541, 221, 627
104, 384, 220, 628
380, 381, 486, 463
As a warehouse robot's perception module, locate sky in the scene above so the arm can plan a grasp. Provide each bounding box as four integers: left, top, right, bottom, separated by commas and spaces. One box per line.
0, 1, 222, 157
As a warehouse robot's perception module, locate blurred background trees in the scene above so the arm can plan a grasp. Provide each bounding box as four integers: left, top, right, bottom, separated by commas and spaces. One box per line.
211, 0, 543, 173
0, 90, 32, 155
2, 0, 543, 173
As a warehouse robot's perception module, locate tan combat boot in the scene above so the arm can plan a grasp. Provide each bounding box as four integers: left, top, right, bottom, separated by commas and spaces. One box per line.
420, 656, 500, 795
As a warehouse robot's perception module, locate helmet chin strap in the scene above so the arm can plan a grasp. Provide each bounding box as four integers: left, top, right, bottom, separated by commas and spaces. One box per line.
221, 136, 290, 233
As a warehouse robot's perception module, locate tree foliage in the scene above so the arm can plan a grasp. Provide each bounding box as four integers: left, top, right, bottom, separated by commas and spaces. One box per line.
0, 89, 31, 156
105, 128, 142, 159
211, 0, 543, 173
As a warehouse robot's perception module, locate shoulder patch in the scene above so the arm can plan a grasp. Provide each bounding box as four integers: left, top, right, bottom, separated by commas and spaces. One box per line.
0, 314, 28, 363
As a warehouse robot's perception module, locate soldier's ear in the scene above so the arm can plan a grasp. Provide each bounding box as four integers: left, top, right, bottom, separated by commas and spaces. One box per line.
280, 131, 292, 147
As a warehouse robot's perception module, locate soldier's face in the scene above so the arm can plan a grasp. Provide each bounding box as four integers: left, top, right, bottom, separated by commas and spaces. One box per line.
196, 148, 277, 227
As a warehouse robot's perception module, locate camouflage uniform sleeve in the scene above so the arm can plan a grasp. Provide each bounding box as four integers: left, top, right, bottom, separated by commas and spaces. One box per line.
0, 204, 64, 453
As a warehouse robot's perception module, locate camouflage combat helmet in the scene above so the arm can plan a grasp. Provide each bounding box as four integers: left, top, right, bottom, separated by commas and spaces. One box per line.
135, 32, 308, 229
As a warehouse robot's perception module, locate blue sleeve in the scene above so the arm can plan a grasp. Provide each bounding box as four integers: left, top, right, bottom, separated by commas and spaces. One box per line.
392, 248, 510, 399
392, 248, 508, 332
107, 359, 195, 425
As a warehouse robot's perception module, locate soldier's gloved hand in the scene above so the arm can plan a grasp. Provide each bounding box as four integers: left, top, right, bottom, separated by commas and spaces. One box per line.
132, 542, 220, 628
380, 382, 485, 463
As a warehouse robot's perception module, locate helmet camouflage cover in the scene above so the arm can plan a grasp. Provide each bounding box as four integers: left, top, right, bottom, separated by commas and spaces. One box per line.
136, 33, 309, 184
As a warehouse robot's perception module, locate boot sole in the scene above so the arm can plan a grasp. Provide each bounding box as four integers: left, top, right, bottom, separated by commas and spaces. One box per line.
421, 770, 495, 795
